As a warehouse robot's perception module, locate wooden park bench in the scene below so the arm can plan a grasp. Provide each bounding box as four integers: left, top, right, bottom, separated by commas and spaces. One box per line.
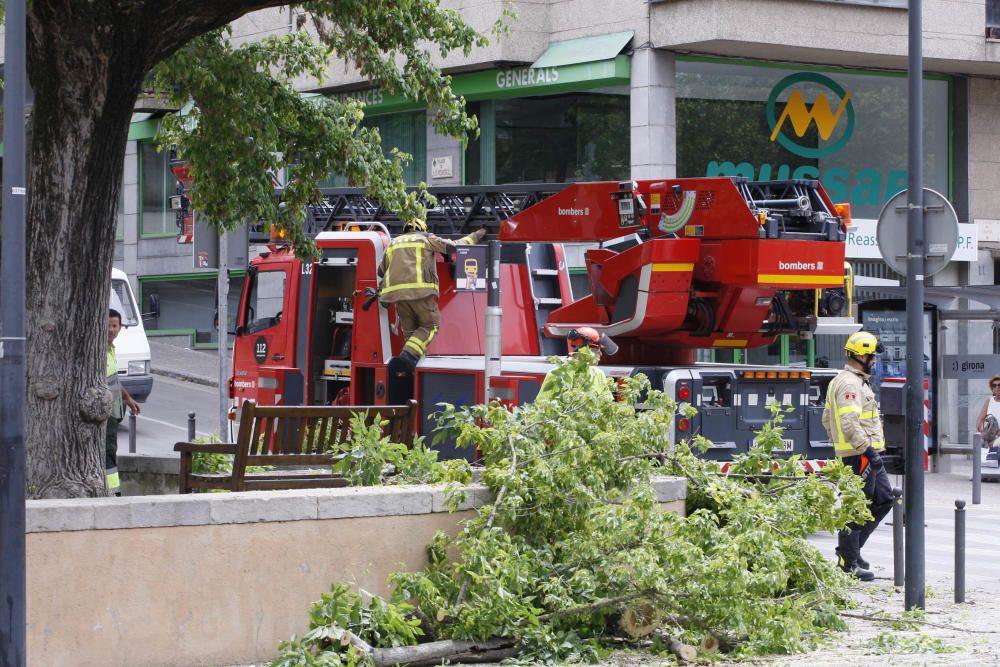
174, 400, 418, 493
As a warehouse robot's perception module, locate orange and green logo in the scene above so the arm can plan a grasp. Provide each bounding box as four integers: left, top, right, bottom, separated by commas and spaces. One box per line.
766, 72, 854, 159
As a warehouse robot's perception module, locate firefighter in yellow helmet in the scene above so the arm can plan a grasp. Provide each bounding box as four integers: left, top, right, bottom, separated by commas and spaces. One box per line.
536, 327, 617, 402
378, 218, 486, 368
822, 330, 892, 581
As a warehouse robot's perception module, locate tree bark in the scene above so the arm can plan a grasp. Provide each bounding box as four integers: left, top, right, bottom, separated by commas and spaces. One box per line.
21, 0, 287, 497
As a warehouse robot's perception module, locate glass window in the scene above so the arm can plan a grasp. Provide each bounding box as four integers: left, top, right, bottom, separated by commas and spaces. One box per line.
140, 142, 179, 236
321, 110, 427, 187
245, 270, 286, 334
676, 61, 949, 220
141, 274, 247, 344
111, 277, 140, 327
486, 90, 630, 184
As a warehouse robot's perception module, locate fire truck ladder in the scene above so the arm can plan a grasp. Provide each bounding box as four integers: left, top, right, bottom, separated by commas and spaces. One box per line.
249, 184, 569, 241
258, 184, 574, 355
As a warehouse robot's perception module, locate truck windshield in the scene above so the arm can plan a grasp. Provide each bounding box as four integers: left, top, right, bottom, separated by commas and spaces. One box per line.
245, 269, 286, 334
111, 278, 140, 327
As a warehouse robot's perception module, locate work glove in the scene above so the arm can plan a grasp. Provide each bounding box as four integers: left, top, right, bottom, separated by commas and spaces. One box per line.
864, 446, 884, 471
471, 228, 487, 242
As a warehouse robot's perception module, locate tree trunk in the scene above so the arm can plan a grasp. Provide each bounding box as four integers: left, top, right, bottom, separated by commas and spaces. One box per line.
18, 0, 320, 497
24, 3, 152, 497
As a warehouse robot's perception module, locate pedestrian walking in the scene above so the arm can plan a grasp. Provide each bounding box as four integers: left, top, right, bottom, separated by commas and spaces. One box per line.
822, 330, 892, 581
976, 375, 1000, 466
377, 218, 485, 367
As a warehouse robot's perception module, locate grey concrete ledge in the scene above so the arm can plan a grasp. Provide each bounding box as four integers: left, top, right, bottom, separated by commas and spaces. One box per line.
118, 453, 180, 474
26, 476, 687, 534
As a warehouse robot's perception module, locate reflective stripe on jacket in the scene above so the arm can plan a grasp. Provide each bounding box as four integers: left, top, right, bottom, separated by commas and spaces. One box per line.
378, 231, 479, 303
107, 346, 124, 420
822, 363, 884, 457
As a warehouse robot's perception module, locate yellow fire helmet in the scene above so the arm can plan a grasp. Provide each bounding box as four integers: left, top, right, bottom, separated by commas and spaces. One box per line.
403, 218, 428, 233
844, 331, 883, 356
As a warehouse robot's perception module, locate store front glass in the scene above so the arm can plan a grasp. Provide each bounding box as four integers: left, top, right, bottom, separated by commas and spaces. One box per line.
488, 90, 630, 184
677, 60, 951, 365
321, 110, 427, 187
676, 60, 950, 220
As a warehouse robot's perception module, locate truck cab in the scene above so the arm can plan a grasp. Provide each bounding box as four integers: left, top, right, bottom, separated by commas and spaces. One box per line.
111, 268, 153, 402
231, 231, 394, 409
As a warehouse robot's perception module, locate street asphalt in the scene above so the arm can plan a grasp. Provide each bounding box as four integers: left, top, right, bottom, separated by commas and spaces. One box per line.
149, 338, 220, 387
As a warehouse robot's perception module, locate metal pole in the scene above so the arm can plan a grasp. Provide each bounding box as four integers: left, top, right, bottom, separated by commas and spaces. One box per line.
128, 414, 137, 454
218, 231, 229, 438
973, 432, 982, 505
0, 0, 28, 663
903, 0, 926, 611
484, 240, 502, 402
188, 412, 197, 442
892, 487, 904, 587
954, 499, 966, 604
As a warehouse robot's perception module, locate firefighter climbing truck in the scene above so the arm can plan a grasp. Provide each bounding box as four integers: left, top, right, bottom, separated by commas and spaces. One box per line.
230, 178, 849, 463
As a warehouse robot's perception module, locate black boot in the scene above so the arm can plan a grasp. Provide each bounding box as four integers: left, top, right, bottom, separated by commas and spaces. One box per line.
857, 554, 870, 570
398, 349, 419, 369
837, 551, 874, 581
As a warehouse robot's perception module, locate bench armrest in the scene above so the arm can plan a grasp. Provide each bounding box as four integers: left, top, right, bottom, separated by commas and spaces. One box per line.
173, 442, 239, 455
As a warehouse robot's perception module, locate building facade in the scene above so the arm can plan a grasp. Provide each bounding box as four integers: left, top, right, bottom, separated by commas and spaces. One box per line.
116, 0, 1000, 450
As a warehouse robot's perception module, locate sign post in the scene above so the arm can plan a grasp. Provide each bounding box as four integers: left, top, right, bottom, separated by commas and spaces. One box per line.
904, 0, 926, 611
0, 0, 28, 664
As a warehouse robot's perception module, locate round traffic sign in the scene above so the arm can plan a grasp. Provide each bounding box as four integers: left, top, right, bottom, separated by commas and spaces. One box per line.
876, 188, 958, 278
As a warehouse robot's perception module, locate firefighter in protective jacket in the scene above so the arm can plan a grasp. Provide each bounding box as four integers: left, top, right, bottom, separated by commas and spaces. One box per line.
378, 218, 486, 367
536, 327, 618, 402
822, 330, 892, 581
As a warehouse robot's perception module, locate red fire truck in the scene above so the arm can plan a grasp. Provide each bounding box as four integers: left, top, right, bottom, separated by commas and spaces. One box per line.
230, 178, 849, 463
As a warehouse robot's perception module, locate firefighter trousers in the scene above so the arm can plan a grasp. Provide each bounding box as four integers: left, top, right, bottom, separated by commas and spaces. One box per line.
837, 453, 892, 566
395, 295, 440, 360
105, 417, 121, 496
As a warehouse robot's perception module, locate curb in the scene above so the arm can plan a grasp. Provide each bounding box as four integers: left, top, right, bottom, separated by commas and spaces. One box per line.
151, 367, 219, 388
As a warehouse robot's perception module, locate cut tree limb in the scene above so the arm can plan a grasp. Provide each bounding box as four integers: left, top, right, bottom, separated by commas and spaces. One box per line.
344, 634, 519, 667
666, 637, 698, 663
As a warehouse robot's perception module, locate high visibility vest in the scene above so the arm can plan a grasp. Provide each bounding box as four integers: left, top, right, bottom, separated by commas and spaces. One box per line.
107, 346, 124, 420
822, 365, 885, 457
536, 363, 613, 403
378, 231, 479, 303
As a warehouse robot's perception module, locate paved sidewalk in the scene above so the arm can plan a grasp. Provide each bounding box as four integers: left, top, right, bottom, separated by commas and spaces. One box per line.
149, 338, 220, 387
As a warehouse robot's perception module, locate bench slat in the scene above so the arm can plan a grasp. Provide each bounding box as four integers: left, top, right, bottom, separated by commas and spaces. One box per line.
177, 399, 418, 494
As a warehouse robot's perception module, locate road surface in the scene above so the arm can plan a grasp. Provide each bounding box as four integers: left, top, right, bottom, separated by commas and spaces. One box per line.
116, 375, 231, 458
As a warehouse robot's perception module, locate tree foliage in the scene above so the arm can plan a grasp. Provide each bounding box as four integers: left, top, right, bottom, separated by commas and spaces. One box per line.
17, 0, 504, 497
151, 3, 508, 256
273, 355, 872, 664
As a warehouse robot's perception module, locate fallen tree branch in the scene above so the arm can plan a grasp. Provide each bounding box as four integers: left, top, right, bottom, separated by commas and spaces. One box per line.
840, 611, 999, 633
372, 638, 517, 667
455, 433, 516, 608
665, 636, 698, 663
538, 589, 660, 622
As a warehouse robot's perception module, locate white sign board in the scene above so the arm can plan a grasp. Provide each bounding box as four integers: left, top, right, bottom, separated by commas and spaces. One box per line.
847, 218, 978, 261
942, 355, 1000, 380
431, 155, 453, 179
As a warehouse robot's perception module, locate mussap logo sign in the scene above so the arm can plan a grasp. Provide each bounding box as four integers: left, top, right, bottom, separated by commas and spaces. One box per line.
766, 72, 855, 159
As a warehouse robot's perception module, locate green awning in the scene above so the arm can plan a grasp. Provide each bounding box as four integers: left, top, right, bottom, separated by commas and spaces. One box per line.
530, 30, 634, 69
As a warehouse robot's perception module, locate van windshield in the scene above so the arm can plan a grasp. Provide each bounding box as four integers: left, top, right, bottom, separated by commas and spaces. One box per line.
111, 278, 140, 327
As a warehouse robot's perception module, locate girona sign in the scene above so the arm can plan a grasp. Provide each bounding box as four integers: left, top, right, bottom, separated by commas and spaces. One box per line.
766, 72, 855, 159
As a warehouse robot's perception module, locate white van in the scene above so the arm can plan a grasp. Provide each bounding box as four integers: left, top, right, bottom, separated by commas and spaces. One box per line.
111, 268, 153, 402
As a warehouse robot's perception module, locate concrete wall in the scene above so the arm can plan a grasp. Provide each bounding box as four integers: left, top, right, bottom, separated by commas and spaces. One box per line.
650, 0, 1000, 76
26, 478, 686, 667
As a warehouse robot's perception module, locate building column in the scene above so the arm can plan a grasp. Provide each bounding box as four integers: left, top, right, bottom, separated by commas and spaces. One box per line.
122, 141, 139, 286
630, 48, 676, 180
